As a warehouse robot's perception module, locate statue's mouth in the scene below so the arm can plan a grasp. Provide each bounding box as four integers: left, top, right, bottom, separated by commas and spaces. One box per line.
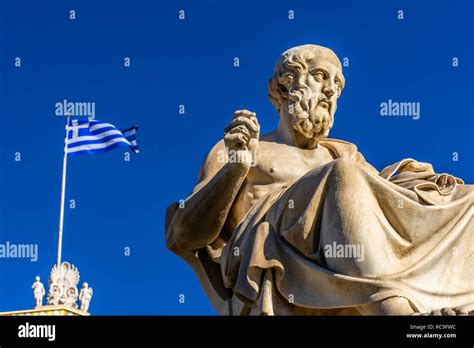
318, 100, 330, 110
317, 99, 332, 116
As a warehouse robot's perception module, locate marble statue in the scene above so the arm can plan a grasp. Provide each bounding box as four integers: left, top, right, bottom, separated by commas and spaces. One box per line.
47, 262, 80, 308
32, 276, 45, 308
165, 44, 473, 315
79, 282, 93, 312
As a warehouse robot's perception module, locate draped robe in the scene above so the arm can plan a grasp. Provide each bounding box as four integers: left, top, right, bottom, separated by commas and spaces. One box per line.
166, 139, 474, 315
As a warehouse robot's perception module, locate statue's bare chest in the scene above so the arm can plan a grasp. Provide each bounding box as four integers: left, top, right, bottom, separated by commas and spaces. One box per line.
229, 142, 334, 226
249, 142, 334, 184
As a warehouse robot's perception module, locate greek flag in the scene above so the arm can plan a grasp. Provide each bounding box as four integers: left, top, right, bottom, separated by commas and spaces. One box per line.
66, 119, 139, 157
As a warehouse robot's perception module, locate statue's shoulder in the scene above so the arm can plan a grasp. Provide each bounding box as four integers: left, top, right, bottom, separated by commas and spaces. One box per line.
206, 139, 227, 164
320, 138, 378, 173
319, 138, 360, 158
197, 139, 227, 182
208, 139, 226, 155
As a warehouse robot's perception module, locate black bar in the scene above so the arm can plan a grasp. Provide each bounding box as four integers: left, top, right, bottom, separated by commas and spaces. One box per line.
0, 316, 473, 346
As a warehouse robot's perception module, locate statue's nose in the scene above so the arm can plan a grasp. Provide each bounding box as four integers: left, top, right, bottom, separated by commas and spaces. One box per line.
322, 85, 335, 98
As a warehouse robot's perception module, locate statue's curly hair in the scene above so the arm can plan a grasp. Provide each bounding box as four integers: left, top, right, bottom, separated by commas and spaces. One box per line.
268, 45, 345, 112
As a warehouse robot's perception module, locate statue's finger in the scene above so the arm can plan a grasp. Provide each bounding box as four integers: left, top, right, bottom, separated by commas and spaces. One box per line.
250, 115, 260, 129
234, 109, 256, 118
226, 133, 249, 148
228, 125, 251, 139
225, 117, 259, 134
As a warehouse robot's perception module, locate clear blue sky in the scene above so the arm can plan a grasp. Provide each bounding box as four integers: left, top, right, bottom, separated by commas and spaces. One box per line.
0, 0, 472, 315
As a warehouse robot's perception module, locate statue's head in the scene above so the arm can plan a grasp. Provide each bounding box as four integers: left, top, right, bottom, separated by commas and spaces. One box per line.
83, 282, 88, 288
268, 44, 345, 146
35, 276, 40, 281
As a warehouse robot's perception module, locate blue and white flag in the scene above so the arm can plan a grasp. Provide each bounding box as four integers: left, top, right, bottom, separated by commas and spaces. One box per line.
66, 119, 139, 157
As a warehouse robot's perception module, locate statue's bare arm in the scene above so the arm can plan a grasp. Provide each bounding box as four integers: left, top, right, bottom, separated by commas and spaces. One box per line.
170, 110, 260, 251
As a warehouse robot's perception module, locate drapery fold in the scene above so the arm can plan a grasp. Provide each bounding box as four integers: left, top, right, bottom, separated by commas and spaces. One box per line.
166, 139, 473, 315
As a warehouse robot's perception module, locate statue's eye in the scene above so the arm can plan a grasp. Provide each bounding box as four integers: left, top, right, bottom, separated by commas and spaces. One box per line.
310, 70, 325, 81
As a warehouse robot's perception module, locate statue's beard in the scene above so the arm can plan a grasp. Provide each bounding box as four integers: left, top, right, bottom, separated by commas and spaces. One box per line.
288, 97, 333, 141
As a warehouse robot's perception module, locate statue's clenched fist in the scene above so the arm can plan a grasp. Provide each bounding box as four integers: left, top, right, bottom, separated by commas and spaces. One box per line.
224, 110, 260, 151
224, 110, 260, 166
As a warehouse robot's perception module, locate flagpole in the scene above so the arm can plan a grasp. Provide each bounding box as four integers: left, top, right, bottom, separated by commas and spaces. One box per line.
57, 113, 70, 266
